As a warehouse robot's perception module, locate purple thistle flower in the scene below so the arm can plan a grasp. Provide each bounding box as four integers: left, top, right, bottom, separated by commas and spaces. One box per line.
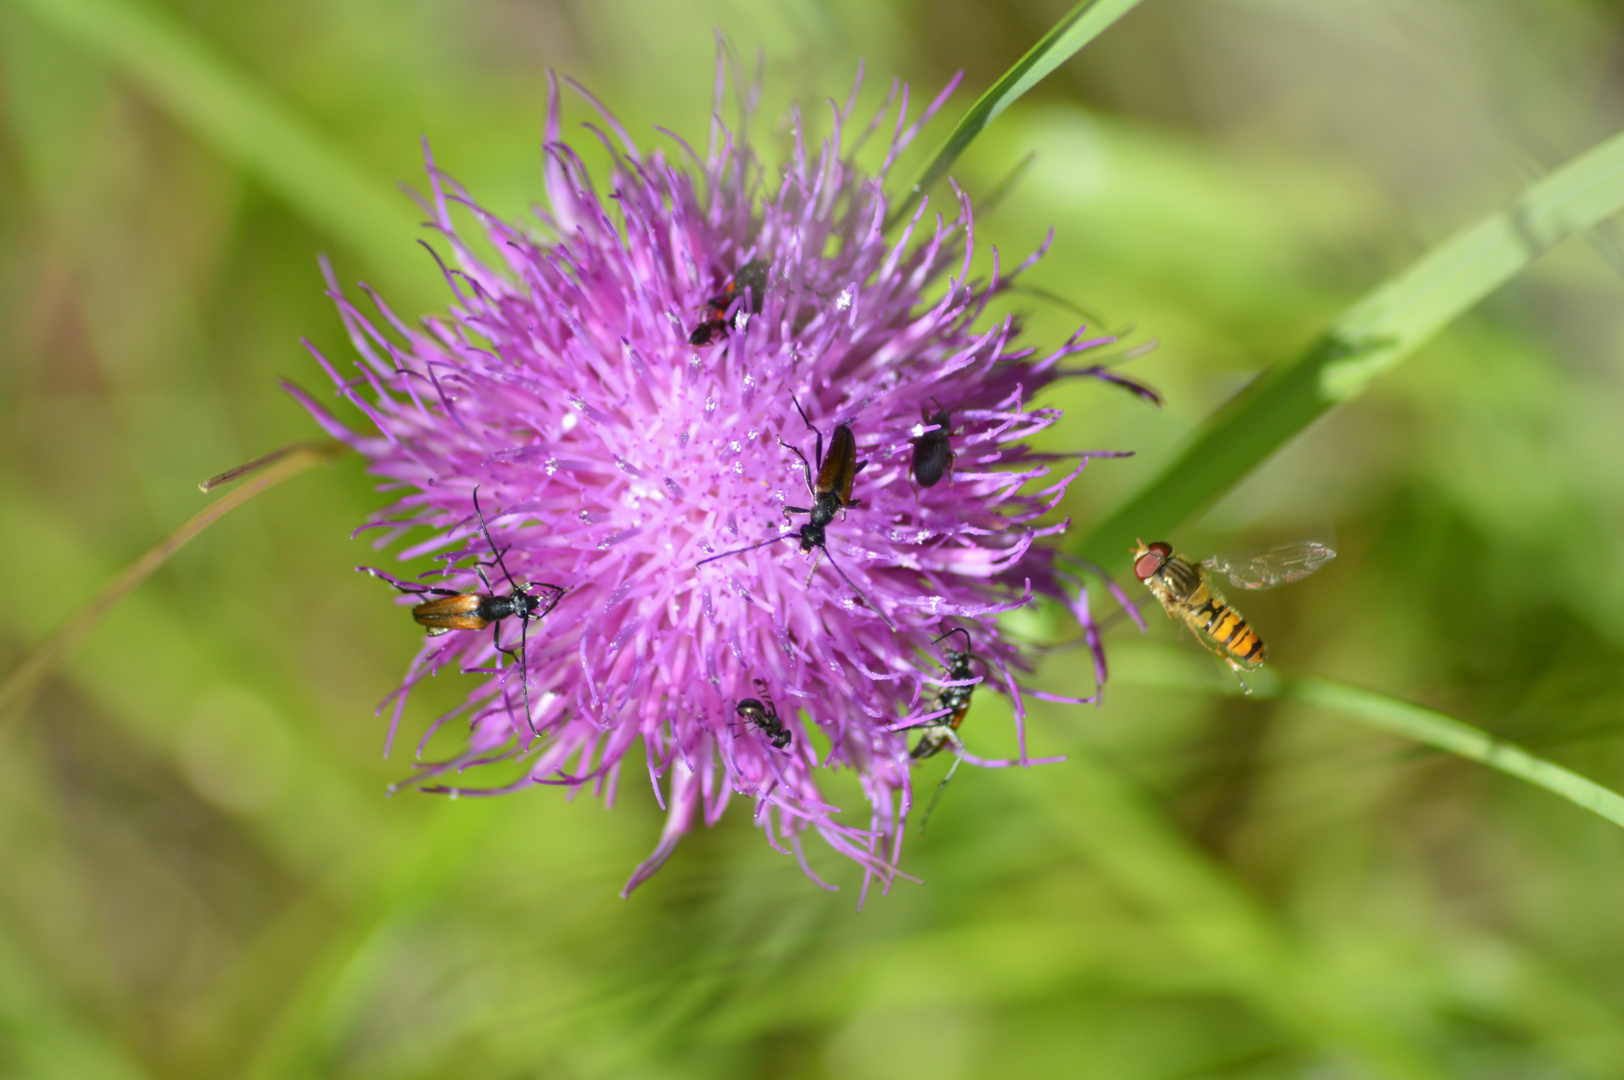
290, 63, 1137, 902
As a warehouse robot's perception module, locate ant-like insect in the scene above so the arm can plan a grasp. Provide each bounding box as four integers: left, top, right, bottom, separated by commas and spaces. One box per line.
688, 259, 769, 346
733, 680, 792, 749
697, 396, 893, 629
910, 407, 955, 488
361, 486, 565, 735
905, 628, 981, 830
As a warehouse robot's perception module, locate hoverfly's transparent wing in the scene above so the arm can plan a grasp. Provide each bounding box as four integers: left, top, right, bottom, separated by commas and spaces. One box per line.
1205, 539, 1336, 590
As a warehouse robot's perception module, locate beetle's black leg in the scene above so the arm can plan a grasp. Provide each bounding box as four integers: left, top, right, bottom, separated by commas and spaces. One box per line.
789, 395, 822, 477
790, 394, 814, 432
516, 619, 535, 736
778, 437, 815, 494
919, 745, 965, 834
492, 620, 521, 665
361, 567, 462, 597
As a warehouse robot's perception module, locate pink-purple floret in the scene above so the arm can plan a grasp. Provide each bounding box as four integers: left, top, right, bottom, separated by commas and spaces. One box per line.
290, 66, 1133, 903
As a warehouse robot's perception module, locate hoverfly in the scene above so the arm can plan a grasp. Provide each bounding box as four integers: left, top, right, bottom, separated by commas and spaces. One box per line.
696, 397, 892, 628
362, 487, 565, 732
910, 408, 954, 488
734, 680, 792, 749
906, 628, 982, 830
688, 259, 769, 346
1130, 537, 1335, 692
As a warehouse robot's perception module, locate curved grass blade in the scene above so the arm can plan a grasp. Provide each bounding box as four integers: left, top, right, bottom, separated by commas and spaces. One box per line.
884, 0, 1145, 230
9, 0, 419, 284
1107, 644, 1624, 834
0, 440, 349, 732
1286, 676, 1624, 831
1078, 125, 1624, 569
197, 440, 339, 493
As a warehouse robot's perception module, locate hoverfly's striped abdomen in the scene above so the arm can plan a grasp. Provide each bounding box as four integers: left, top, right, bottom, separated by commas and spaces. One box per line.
1189, 595, 1267, 669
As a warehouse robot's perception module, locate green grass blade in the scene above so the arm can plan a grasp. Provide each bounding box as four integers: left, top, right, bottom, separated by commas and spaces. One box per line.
885, 0, 1144, 230
1286, 676, 1624, 831
0, 441, 347, 734
1109, 644, 1624, 833
1077, 126, 1624, 569
9, 0, 420, 284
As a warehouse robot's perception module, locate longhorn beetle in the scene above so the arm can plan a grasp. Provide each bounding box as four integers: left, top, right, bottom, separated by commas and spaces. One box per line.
906, 627, 982, 830
361, 487, 564, 735
697, 396, 893, 629
688, 259, 769, 346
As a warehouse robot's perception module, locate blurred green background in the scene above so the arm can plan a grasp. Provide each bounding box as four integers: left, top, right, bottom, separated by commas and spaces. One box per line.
6, 0, 1624, 1076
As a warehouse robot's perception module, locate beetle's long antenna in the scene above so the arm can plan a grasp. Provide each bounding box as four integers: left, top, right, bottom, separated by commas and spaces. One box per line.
696, 533, 796, 566
777, 437, 815, 493
819, 545, 896, 631
932, 626, 972, 653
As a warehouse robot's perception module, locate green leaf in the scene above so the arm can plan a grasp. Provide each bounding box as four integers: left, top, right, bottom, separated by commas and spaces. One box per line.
885, 0, 1145, 230
9, 0, 421, 287
1077, 126, 1624, 569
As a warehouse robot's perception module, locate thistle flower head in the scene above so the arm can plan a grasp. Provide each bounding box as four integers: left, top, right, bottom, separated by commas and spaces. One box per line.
292, 64, 1133, 900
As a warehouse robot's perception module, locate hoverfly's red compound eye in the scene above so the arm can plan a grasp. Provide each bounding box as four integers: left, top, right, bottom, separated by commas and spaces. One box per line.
1133, 541, 1173, 581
